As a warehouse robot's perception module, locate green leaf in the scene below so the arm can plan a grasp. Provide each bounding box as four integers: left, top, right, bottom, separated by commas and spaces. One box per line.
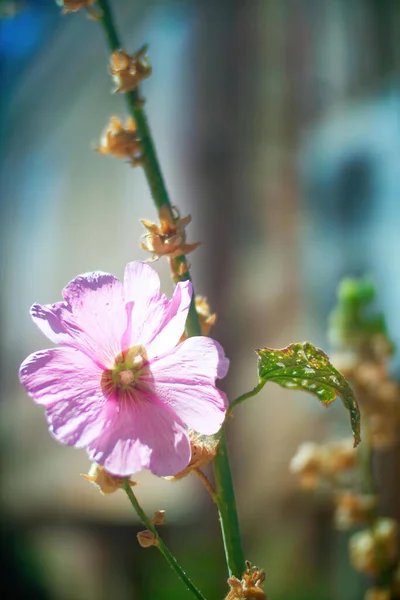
256, 341, 361, 447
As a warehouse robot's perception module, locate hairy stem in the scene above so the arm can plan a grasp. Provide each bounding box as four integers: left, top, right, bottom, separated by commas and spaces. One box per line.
123, 480, 207, 600
96, 0, 244, 579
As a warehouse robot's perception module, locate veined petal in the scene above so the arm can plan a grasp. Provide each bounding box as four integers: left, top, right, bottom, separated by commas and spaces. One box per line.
31, 272, 125, 368
123, 262, 193, 357
87, 395, 191, 477
19, 347, 110, 447
144, 280, 193, 358
144, 337, 229, 435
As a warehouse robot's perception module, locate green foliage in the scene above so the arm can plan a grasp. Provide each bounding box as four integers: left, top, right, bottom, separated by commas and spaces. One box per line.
328, 277, 391, 352
256, 342, 361, 446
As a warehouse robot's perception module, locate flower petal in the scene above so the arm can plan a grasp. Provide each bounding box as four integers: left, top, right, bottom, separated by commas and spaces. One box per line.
19, 347, 109, 447
123, 261, 193, 357
87, 396, 191, 477
144, 280, 193, 358
31, 272, 125, 368
144, 337, 229, 435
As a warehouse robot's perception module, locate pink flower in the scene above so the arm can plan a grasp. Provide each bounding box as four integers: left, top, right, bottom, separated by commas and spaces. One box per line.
19, 262, 228, 477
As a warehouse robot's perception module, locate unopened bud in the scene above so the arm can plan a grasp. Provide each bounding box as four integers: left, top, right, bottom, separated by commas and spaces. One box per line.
137, 530, 157, 548
152, 510, 166, 526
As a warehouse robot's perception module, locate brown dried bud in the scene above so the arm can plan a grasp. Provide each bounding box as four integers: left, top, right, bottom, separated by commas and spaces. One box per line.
141, 206, 200, 260
225, 561, 268, 600
290, 439, 357, 490
96, 116, 142, 166
349, 519, 399, 575
364, 588, 391, 600
289, 442, 321, 489
110, 47, 151, 93
137, 530, 157, 548
57, 0, 99, 18
166, 433, 218, 481
81, 463, 136, 495
152, 510, 166, 526
323, 439, 357, 474
334, 492, 376, 530
180, 296, 217, 342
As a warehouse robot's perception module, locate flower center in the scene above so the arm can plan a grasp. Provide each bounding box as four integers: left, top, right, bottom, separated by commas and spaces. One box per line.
101, 345, 148, 396
118, 369, 135, 386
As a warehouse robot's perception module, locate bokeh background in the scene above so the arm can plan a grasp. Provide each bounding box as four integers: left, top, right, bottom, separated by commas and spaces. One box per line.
1, 0, 399, 599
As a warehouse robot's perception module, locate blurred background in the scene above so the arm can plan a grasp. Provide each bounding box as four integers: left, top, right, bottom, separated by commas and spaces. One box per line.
0, 0, 399, 598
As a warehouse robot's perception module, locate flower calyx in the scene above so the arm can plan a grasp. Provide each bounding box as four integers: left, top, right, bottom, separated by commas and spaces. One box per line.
96, 116, 143, 166
56, 0, 100, 19
225, 561, 268, 600
166, 433, 218, 481
141, 206, 200, 261
81, 463, 137, 495
110, 47, 151, 94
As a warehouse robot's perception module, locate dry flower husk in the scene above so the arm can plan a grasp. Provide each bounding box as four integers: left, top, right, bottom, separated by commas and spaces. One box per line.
225, 561, 268, 600
81, 463, 136, 495
334, 492, 376, 530
180, 296, 217, 342
110, 48, 151, 93
57, 0, 99, 18
96, 116, 142, 165
166, 433, 218, 481
141, 206, 200, 260
290, 439, 356, 490
349, 519, 399, 575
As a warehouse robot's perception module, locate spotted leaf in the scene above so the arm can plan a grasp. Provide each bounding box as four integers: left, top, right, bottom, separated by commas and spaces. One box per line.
256, 342, 361, 447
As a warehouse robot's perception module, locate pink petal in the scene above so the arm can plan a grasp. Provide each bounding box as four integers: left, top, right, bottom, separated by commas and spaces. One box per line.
31, 272, 125, 368
19, 347, 110, 447
145, 280, 193, 358
87, 395, 191, 477
144, 337, 229, 435
123, 262, 193, 357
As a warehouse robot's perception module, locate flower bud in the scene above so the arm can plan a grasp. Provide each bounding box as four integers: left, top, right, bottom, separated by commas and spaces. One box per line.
137, 530, 157, 548
152, 510, 166, 526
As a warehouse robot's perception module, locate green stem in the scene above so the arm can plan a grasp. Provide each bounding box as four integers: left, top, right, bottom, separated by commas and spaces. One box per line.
227, 380, 266, 416
96, 0, 245, 580
123, 481, 207, 600
213, 428, 245, 577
